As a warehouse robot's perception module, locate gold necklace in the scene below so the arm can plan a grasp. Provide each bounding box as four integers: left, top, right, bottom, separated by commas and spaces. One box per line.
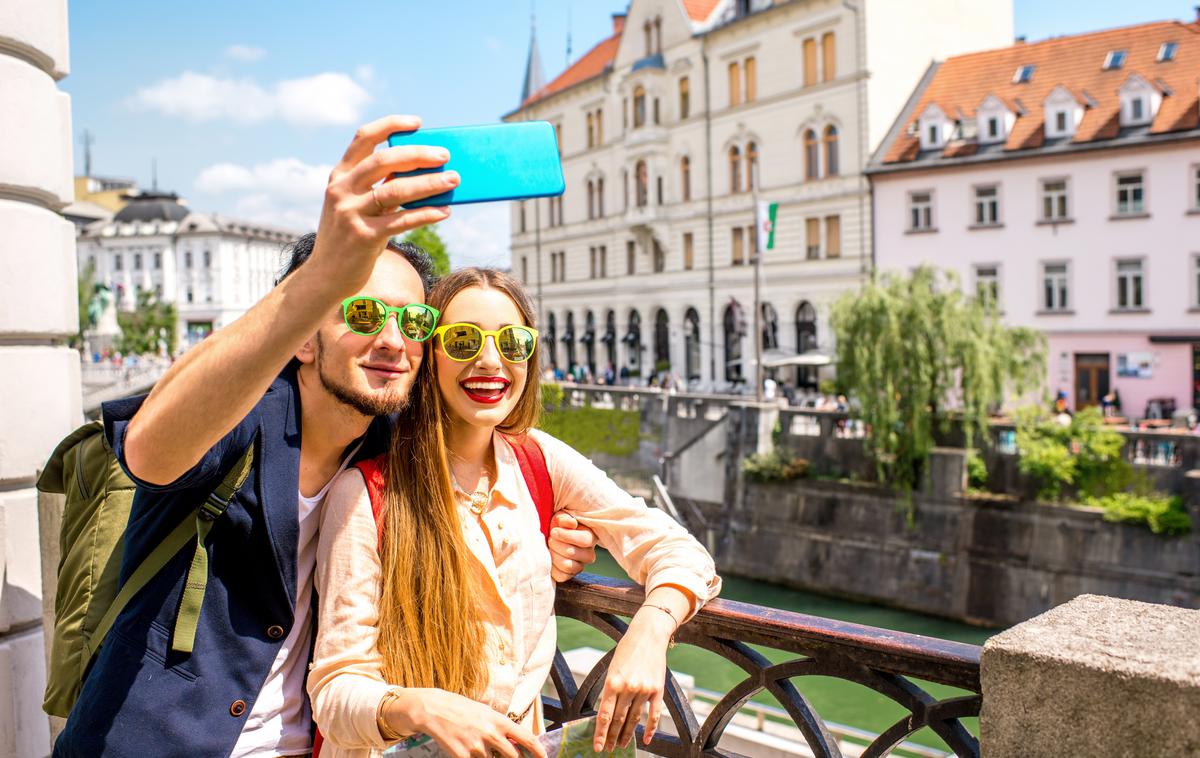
449, 462, 491, 516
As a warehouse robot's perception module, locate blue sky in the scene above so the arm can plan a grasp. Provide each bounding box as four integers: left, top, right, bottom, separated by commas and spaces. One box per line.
63, 0, 1195, 267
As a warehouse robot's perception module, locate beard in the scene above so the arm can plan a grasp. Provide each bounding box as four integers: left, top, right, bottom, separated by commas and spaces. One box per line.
314, 332, 412, 417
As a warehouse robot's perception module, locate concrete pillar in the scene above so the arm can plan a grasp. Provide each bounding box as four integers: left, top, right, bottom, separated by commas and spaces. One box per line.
923, 447, 967, 499
0, 2, 77, 755
980, 594, 1200, 757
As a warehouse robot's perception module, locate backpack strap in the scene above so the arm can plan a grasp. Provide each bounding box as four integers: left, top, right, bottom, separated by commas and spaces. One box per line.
506, 434, 554, 544
171, 440, 256, 654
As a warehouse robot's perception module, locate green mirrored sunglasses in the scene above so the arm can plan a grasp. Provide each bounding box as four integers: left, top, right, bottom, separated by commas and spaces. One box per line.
341, 297, 440, 341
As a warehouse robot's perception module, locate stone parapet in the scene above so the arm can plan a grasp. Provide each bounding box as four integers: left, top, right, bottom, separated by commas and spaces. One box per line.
981, 593, 1200, 756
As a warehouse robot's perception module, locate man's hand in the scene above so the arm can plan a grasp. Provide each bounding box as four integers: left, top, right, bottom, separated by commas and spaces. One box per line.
547, 512, 597, 582
306, 114, 460, 296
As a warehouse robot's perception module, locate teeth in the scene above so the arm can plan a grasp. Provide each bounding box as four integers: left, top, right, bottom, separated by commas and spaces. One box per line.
464, 381, 506, 390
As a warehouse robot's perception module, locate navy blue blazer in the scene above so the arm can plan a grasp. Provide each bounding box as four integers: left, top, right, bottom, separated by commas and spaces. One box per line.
54, 361, 390, 757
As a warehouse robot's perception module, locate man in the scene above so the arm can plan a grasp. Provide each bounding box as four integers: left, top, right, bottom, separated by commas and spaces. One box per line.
54, 115, 597, 757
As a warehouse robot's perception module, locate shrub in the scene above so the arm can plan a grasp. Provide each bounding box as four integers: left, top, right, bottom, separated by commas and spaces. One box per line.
742, 450, 810, 483
966, 449, 989, 489
1015, 406, 1130, 501
538, 404, 640, 457
1087, 492, 1191, 536
540, 382, 564, 410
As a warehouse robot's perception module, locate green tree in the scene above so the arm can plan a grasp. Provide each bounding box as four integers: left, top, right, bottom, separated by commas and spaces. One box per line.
831, 266, 1045, 497
116, 289, 177, 356
400, 225, 450, 276
74, 261, 99, 348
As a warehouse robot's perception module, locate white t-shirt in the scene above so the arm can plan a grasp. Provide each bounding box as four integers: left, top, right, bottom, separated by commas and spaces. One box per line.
231, 441, 362, 757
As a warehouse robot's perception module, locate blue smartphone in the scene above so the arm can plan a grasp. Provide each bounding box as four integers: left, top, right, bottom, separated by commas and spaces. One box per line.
387, 121, 564, 208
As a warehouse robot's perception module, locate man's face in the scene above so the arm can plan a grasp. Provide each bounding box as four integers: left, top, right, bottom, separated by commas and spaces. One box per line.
302, 253, 426, 417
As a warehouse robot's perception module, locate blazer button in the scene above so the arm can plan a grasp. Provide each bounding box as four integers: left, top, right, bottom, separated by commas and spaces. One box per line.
230, 699, 247, 717
267, 625, 285, 639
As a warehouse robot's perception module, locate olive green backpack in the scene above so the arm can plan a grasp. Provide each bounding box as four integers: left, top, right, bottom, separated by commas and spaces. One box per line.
37, 420, 253, 718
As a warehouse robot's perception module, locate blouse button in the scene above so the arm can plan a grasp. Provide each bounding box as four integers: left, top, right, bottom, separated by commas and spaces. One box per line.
267, 625, 285, 639
230, 699, 247, 717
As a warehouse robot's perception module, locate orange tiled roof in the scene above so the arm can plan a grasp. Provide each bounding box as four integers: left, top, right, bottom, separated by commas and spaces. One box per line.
681, 0, 722, 23
523, 34, 620, 108
882, 20, 1200, 164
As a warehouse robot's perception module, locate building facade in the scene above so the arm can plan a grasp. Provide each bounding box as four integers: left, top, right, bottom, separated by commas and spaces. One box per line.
506, 0, 1012, 390
869, 18, 1200, 418
76, 192, 300, 349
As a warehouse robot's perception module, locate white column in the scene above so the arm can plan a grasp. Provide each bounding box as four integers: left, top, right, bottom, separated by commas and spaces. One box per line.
0, 2, 77, 755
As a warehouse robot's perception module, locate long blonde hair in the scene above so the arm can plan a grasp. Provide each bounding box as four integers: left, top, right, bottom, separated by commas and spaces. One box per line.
376, 267, 541, 696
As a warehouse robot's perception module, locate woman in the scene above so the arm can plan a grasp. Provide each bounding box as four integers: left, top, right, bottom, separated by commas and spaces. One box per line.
309, 268, 720, 758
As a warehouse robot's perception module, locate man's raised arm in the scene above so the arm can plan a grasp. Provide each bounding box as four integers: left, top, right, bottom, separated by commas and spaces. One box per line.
123, 115, 460, 485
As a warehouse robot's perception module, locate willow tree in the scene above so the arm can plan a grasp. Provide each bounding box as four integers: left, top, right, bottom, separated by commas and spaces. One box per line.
401, 225, 451, 276
831, 266, 1045, 495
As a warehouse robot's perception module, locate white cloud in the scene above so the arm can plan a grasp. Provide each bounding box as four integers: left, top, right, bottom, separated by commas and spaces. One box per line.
129, 71, 371, 126
437, 202, 512, 270
193, 158, 331, 232
224, 44, 266, 62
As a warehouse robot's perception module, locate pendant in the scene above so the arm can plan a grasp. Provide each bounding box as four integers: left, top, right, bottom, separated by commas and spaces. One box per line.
469, 491, 488, 515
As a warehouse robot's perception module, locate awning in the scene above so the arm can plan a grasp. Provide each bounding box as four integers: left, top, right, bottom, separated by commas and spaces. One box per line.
622, 330, 640, 345
580, 331, 596, 344
760, 348, 834, 368
559, 330, 575, 344
600, 330, 616, 344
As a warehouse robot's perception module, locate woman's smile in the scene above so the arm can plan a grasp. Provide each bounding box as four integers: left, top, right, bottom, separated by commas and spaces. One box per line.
459, 376, 511, 404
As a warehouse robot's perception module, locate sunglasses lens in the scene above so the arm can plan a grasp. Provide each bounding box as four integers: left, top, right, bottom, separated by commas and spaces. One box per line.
498, 327, 536, 363
400, 305, 437, 340
344, 298, 385, 334
442, 324, 483, 360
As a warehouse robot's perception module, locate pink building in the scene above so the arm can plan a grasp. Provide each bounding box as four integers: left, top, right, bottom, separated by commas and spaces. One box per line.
868, 18, 1200, 419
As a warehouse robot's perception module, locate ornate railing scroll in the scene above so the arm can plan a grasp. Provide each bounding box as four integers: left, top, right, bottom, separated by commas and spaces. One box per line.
545, 574, 982, 758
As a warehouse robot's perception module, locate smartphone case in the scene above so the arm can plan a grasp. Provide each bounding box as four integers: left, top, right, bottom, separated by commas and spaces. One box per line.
387, 121, 565, 208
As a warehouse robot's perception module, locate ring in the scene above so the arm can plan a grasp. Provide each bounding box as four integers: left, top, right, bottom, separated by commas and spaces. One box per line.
371, 184, 385, 214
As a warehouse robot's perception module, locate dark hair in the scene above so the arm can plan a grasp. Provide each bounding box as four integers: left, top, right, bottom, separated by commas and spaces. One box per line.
275, 232, 435, 293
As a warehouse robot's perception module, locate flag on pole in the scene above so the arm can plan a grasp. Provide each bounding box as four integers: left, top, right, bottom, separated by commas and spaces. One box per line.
756, 201, 778, 253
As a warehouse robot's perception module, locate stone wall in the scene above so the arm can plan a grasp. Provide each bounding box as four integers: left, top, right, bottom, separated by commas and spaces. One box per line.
0, 2, 77, 756
689, 477, 1200, 627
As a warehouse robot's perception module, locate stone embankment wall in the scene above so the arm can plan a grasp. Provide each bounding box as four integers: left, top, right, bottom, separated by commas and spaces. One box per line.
552, 386, 1200, 627
0, 2, 77, 755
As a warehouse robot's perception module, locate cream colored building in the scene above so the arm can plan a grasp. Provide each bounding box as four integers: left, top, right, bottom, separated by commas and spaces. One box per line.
506, 0, 1013, 390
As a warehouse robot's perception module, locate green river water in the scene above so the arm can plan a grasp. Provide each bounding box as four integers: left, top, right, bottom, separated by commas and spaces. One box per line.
557, 551, 998, 754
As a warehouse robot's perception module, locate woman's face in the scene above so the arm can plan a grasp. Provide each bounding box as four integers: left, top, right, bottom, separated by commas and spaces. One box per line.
435, 285, 529, 432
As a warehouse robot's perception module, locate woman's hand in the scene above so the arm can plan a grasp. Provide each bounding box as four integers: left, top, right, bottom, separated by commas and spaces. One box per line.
593, 606, 677, 752
388, 688, 546, 758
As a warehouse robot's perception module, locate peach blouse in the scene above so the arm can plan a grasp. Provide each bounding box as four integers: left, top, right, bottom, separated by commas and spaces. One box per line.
307, 429, 721, 757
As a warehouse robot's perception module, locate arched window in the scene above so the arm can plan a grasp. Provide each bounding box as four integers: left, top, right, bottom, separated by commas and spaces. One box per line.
680, 156, 691, 202
546, 312, 559, 371
604, 309, 617, 370
804, 129, 819, 180
796, 301, 818, 390
587, 112, 595, 148
652, 239, 665, 273
654, 16, 662, 54
587, 180, 595, 219
684, 308, 701, 381
746, 141, 759, 190
821, 31, 836, 81
823, 125, 839, 177
633, 86, 646, 129
563, 312, 576, 372
654, 308, 670, 373
597, 176, 605, 217
723, 302, 744, 383
635, 160, 649, 207
729, 145, 742, 194
623, 310, 642, 375
760, 302, 779, 350
679, 76, 690, 119
583, 310, 596, 377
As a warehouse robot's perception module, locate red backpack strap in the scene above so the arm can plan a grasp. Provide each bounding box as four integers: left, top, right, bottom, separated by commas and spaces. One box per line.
506, 434, 554, 544
354, 454, 389, 547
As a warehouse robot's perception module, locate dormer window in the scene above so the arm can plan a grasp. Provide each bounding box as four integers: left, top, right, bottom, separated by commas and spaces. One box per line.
1055, 111, 1068, 132
1118, 74, 1159, 126
986, 116, 1000, 139
975, 96, 1011, 144
1131, 97, 1145, 121
1103, 50, 1126, 70
1013, 65, 1034, 84
1044, 86, 1082, 138
927, 123, 940, 145
918, 104, 947, 150
1158, 42, 1178, 62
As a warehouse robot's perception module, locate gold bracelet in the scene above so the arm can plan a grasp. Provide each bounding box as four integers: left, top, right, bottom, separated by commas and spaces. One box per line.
376, 688, 406, 742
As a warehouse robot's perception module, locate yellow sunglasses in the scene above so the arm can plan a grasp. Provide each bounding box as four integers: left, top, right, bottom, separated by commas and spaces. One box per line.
433, 322, 539, 363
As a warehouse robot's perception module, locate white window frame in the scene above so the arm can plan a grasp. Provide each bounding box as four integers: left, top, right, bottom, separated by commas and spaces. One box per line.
1103, 50, 1127, 70
1013, 65, 1034, 84
1114, 258, 1146, 311
1040, 261, 1071, 312
1192, 164, 1200, 211
972, 184, 1001, 227
1192, 254, 1200, 309
1157, 42, 1178, 62
907, 190, 935, 232
1113, 170, 1146, 216
1039, 177, 1071, 222
972, 263, 1001, 307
